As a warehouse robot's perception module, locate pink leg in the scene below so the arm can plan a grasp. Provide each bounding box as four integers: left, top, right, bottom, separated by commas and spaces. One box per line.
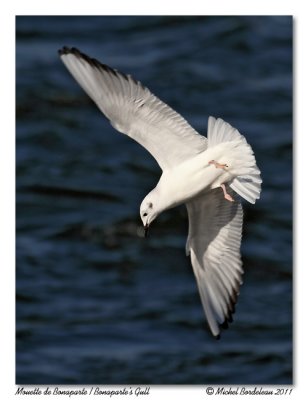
220, 184, 234, 202
209, 160, 228, 169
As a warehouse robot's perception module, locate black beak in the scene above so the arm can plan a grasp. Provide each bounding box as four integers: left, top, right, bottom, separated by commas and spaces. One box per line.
144, 223, 149, 238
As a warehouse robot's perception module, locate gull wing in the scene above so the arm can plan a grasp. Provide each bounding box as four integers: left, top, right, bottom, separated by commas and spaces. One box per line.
186, 187, 243, 338
59, 47, 207, 170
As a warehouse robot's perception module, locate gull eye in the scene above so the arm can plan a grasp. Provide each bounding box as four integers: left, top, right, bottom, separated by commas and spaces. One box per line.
143, 212, 148, 217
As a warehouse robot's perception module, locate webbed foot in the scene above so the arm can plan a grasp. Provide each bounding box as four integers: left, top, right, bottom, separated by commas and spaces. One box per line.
220, 183, 234, 202
209, 160, 229, 169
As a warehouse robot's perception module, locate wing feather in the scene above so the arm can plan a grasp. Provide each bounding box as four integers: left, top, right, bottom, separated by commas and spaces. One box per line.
186, 187, 243, 338
59, 47, 207, 170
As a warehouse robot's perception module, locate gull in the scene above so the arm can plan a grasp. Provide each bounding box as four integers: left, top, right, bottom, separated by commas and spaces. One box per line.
59, 47, 262, 339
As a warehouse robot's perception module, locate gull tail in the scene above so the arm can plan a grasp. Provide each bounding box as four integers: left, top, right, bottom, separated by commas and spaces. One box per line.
207, 116, 262, 204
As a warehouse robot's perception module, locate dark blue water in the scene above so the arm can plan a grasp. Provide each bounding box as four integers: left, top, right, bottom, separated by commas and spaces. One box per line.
16, 16, 292, 384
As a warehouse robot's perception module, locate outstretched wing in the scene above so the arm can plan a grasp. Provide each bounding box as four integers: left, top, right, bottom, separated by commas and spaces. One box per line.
186, 187, 243, 338
59, 47, 207, 170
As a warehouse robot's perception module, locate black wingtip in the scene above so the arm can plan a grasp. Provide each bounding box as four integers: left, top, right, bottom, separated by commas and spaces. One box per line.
215, 334, 221, 340
58, 46, 105, 70
58, 46, 70, 56
58, 46, 82, 57
58, 46, 146, 92
220, 320, 229, 330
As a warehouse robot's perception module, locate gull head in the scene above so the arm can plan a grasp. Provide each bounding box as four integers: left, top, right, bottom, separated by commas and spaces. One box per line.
140, 188, 161, 237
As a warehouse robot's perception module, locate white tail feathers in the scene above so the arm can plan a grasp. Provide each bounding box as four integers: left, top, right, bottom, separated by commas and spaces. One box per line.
207, 117, 262, 204
230, 175, 262, 204
208, 116, 246, 147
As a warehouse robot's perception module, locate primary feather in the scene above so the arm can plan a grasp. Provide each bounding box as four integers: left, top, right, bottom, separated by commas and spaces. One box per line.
59, 47, 207, 170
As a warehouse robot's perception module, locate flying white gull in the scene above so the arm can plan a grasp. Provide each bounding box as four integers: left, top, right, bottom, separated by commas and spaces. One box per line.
59, 47, 262, 339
